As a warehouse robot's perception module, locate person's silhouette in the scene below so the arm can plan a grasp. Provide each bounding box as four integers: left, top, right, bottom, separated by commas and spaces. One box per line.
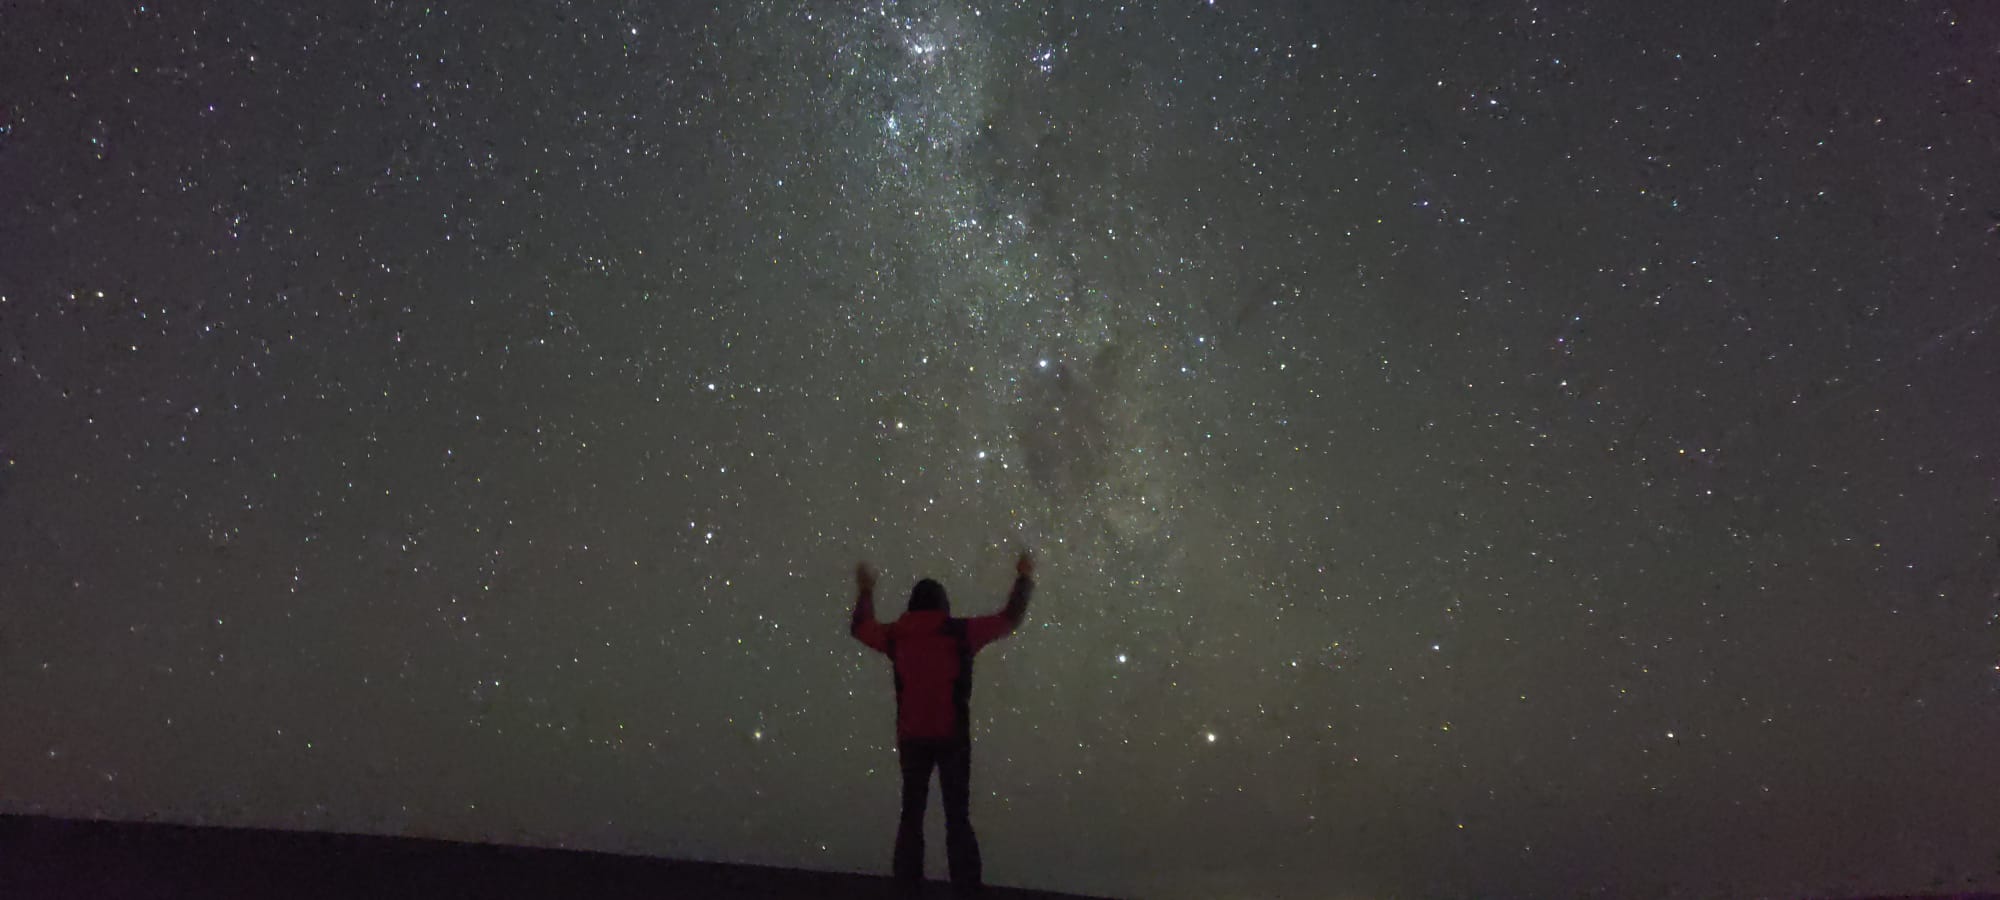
850, 552, 1034, 893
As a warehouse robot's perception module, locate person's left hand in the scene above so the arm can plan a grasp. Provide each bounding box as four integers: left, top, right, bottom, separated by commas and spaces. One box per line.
855, 561, 878, 593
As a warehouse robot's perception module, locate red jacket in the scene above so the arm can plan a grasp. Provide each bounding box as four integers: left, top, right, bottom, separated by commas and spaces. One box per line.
851, 576, 1032, 742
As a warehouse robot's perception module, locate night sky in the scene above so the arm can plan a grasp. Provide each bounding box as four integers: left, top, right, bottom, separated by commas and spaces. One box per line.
3, 1, 1998, 897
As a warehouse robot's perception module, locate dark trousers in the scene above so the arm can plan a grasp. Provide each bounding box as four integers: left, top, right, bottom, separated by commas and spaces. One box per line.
894, 737, 981, 888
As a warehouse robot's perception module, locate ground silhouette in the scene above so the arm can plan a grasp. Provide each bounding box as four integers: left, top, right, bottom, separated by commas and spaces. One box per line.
0, 814, 1112, 900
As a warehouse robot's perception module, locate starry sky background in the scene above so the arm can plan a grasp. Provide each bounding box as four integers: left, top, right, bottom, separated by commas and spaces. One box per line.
3, 1, 1998, 897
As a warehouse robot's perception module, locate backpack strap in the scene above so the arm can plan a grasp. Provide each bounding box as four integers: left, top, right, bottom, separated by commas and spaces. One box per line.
944, 618, 974, 743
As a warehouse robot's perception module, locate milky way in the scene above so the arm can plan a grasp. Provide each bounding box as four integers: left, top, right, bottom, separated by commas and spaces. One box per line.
3, 2, 1998, 897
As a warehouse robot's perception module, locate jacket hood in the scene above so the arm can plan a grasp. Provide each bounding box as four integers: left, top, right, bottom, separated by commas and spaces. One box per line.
893, 608, 950, 633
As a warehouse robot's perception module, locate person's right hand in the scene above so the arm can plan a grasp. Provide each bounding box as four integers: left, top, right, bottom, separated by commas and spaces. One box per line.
855, 561, 878, 593
1016, 550, 1034, 579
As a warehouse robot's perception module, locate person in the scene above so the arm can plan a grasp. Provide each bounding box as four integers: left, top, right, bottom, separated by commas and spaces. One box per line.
850, 551, 1035, 893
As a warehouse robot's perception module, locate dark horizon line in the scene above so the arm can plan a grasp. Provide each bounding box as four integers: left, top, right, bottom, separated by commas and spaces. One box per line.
0, 812, 1114, 900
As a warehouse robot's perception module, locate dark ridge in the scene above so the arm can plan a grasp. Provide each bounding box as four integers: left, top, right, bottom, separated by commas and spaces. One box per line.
0, 814, 1113, 900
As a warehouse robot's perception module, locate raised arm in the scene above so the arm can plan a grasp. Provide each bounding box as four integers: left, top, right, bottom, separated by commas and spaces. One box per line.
967, 551, 1034, 651
850, 561, 890, 653
1002, 551, 1033, 627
